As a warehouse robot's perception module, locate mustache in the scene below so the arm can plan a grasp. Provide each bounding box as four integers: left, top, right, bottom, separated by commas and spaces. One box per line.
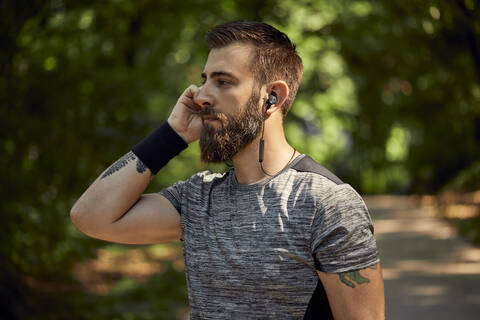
199, 107, 220, 116
198, 107, 229, 122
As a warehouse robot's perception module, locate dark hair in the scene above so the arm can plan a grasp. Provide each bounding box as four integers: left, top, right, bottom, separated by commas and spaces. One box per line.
206, 20, 303, 116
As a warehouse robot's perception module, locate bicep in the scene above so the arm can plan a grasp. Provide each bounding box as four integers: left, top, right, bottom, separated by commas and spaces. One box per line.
90, 193, 181, 244
317, 263, 385, 320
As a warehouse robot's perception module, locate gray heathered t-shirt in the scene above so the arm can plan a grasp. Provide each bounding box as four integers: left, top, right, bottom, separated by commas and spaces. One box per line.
160, 154, 379, 319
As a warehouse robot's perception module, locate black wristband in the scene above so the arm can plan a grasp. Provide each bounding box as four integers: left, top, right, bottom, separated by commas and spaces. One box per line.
131, 122, 188, 175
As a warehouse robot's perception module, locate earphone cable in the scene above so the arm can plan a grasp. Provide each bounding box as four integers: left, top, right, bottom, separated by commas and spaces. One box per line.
259, 113, 296, 176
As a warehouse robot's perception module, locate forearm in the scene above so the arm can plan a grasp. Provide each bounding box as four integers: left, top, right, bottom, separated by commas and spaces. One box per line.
70, 152, 153, 232
70, 122, 188, 233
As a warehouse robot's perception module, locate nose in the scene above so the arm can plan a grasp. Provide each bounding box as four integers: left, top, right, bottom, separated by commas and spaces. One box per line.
193, 85, 214, 108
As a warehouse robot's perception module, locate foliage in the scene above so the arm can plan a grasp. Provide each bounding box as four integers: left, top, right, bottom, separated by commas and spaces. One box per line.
334, 0, 480, 193
1, 0, 479, 318
456, 216, 480, 245
19, 261, 187, 320
271, 0, 480, 194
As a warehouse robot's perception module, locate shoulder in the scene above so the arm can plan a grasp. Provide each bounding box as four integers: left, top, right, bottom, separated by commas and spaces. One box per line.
160, 170, 229, 208
290, 155, 344, 186
176, 170, 230, 196
162, 169, 229, 194
187, 170, 228, 184
288, 155, 365, 209
287, 155, 343, 198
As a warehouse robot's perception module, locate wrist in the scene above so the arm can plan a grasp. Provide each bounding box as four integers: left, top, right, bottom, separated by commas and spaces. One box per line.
167, 118, 190, 144
131, 122, 188, 175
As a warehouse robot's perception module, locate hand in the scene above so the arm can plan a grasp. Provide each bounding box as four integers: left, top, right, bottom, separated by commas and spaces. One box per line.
167, 85, 204, 144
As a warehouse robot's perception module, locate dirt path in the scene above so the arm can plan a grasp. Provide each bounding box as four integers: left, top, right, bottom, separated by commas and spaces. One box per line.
365, 196, 480, 319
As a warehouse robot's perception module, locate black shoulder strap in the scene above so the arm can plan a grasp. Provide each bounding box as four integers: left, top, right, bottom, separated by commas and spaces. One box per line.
291, 155, 344, 185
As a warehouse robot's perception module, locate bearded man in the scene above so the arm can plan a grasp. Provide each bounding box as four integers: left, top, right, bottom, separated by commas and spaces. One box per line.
71, 20, 385, 319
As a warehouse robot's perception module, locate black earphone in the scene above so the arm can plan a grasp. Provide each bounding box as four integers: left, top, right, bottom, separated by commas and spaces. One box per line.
265, 91, 278, 111
259, 90, 297, 174
259, 91, 277, 163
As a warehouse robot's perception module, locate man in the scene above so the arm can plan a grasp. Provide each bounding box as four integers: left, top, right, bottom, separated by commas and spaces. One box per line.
71, 21, 385, 319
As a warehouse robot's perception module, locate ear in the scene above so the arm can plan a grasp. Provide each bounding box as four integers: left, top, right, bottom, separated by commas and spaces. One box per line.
264, 80, 289, 117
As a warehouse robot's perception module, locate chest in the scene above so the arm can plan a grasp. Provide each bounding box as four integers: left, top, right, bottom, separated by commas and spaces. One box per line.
180, 188, 317, 283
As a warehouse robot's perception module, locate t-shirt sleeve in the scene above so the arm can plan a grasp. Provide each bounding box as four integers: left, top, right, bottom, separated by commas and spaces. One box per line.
310, 183, 379, 273
158, 179, 187, 215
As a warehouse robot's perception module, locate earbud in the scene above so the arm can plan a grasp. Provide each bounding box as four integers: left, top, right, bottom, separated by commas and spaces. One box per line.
260, 91, 278, 164
265, 91, 277, 110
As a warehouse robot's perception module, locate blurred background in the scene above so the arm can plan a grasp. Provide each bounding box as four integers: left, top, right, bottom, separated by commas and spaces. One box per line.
1, 0, 479, 319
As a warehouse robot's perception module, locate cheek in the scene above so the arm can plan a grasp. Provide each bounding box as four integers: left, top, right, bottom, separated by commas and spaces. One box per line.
215, 82, 256, 115
217, 93, 242, 115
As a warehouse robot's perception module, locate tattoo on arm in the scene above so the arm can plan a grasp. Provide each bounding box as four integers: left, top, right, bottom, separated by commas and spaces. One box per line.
136, 156, 147, 174
101, 151, 150, 178
338, 270, 371, 288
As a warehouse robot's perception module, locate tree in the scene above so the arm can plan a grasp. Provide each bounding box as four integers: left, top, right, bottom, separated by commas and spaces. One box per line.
2, 0, 479, 318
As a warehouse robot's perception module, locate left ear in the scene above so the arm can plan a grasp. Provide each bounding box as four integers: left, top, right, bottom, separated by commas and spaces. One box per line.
265, 80, 289, 117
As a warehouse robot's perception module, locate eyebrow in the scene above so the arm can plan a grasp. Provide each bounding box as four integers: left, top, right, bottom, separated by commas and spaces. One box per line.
201, 71, 239, 82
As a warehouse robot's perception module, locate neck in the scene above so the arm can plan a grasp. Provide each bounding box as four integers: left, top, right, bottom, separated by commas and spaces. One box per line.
232, 122, 298, 184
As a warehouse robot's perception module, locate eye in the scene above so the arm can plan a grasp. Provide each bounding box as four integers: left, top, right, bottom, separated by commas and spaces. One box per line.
218, 79, 231, 86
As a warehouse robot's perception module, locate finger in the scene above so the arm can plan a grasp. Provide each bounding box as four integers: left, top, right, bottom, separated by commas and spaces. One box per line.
181, 92, 201, 109
184, 84, 199, 99
183, 98, 202, 111
182, 85, 202, 110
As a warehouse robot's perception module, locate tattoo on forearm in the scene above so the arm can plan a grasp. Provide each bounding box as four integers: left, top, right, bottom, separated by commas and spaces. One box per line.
102, 151, 136, 178
338, 270, 371, 288
137, 158, 154, 178
101, 151, 150, 178
136, 157, 147, 174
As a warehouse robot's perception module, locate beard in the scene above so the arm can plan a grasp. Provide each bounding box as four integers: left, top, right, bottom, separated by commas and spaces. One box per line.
199, 90, 263, 162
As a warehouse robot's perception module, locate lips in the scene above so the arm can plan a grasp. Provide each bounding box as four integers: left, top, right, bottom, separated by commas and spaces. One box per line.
202, 114, 218, 121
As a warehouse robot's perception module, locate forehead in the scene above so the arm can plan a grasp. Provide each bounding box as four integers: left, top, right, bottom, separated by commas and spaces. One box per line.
204, 43, 254, 79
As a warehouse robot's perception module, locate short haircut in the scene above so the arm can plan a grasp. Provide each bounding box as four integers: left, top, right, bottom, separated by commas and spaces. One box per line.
206, 20, 303, 116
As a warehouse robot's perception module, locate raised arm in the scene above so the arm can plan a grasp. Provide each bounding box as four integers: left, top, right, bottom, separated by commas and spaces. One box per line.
70, 85, 203, 244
